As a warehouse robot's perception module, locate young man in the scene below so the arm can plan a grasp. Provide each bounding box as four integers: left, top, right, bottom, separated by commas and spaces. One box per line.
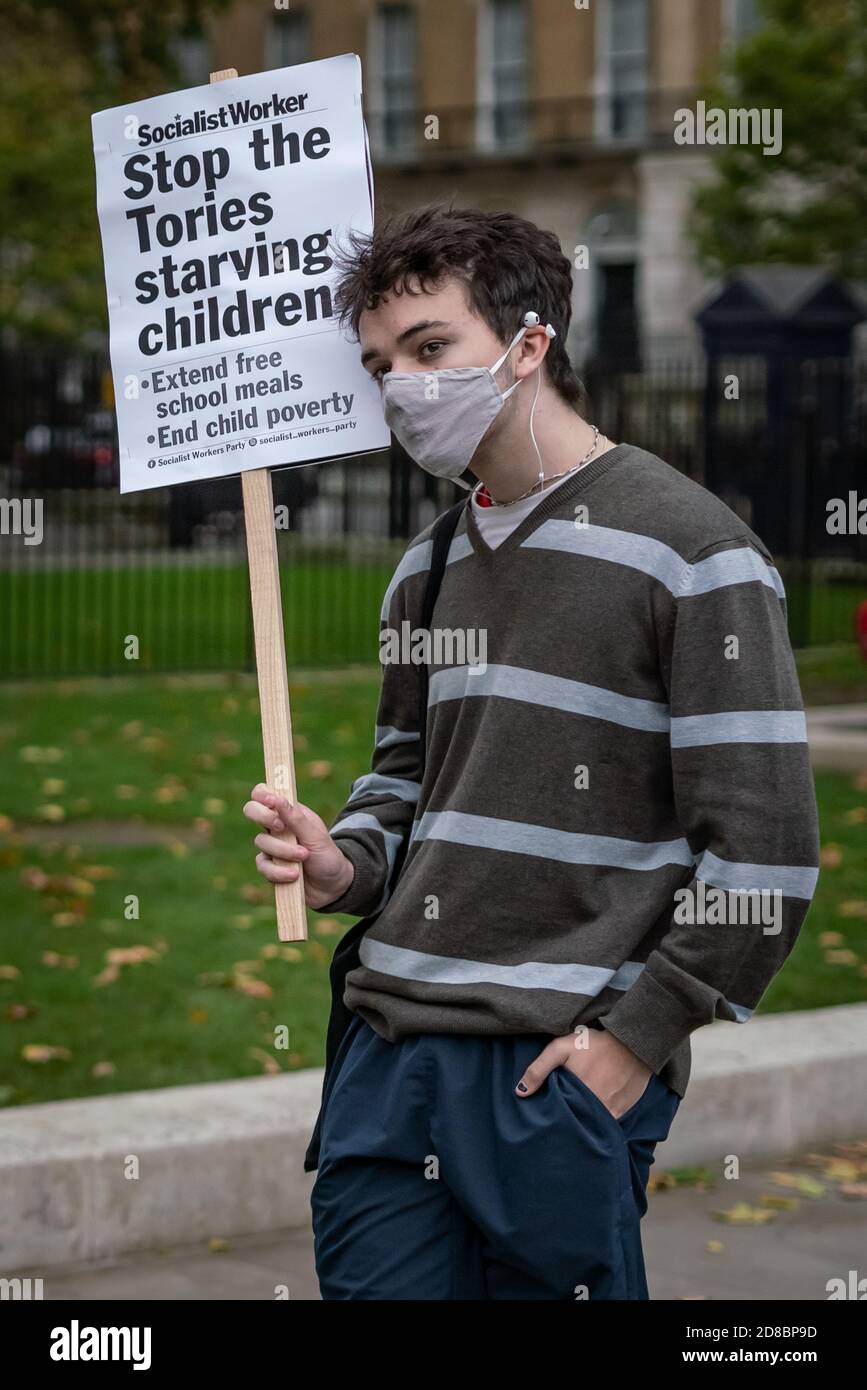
243, 204, 820, 1301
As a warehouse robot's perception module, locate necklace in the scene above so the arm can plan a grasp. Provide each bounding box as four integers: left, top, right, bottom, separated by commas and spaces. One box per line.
475, 425, 602, 508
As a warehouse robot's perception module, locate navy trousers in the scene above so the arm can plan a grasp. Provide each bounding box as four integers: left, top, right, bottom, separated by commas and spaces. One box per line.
310, 1014, 680, 1300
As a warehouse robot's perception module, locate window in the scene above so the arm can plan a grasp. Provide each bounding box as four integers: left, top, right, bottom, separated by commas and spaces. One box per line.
489, 0, 528, 147
598, 0, 647, 140
374, 5, 416, 155
268, 10, 310, 70
477, 0, 528, 150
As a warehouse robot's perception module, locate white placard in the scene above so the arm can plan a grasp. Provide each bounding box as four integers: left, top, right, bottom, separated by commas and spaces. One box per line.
92, 55, 390, 493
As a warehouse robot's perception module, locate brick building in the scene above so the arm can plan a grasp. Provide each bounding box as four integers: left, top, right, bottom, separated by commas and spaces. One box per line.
175, 0, 764, 366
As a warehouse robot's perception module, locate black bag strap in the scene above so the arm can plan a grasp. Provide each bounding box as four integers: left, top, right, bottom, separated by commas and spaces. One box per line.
303, 495, 468, 1173
418, 497, 467, 757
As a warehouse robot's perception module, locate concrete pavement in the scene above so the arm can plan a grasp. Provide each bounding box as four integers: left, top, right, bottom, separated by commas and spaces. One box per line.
11, 1132, 866, 1301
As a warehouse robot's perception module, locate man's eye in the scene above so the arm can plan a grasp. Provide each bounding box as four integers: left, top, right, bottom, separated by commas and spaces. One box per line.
372, 365, 389, 383
420, 340, 446, 359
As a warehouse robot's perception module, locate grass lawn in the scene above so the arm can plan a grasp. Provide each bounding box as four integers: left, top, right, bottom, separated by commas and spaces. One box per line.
0, 556, 400, 676
0, 670, 865, 1109
0, 559, 864, 678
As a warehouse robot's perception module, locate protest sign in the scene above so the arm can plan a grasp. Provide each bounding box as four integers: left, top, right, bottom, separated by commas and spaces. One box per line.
92, 54, 388, 492
92, 57, 387, 939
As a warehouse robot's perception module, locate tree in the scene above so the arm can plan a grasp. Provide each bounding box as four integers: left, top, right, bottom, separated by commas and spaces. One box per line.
0, 0, 231, 343
689, 0, 867, 279
1, 2, 227, 83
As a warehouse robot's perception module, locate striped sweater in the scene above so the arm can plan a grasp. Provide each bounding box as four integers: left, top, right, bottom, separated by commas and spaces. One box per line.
318, 443, 820, 1098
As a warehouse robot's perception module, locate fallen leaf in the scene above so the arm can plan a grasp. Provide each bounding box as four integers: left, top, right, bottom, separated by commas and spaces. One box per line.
712, 1203, 776, 1225
140, 734, 170, 753
208, 1236, 230, 1252
59, 876, 95, 896
92, 1061, 116, 1078
0, 965, 21, 980
819, 844, 842, 869
766, 1171, 826, 1197
22, 1044, 72, 1063
41, 952, 79, 969
839, 902, 867, 919
19, 746, 64, 763
93, 964, 121, 987
105, 946, 160, 966
5, 1003, 36, 1021
823, 1158, 861, 1182
154, 784, 186, 803
824, 949, 859, 966
260, 945, 302, 962
21, 866, 49, 890
233, 974, 273, 998
305, 760, 333, 779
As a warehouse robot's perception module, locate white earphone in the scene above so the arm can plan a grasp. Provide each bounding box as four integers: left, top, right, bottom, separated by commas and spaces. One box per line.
523, 310, 556, 338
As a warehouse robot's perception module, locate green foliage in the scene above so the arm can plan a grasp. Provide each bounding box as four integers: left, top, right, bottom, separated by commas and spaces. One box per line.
690, 0, 867, 276
2, 1, 227, 83
0, 1, 232, 343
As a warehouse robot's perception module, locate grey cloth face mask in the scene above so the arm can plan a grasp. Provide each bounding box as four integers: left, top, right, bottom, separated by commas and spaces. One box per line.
380, 324, 530, 488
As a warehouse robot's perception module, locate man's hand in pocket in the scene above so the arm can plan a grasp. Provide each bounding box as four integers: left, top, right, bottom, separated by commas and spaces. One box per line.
514, 1025, 652, 1119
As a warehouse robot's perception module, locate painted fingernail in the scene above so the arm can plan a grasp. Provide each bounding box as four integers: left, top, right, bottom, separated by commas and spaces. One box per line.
516, 1082, 528, 1093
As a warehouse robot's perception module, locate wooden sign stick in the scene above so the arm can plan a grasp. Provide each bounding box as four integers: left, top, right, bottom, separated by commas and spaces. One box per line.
211, 67, 307, 942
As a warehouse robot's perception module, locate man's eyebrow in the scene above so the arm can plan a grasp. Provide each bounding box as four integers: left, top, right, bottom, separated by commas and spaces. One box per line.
360, 320, 452, 368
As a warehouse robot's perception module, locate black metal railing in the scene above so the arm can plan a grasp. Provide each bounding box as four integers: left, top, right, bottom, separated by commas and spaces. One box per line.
0, 349, 865, 677
364, 90, 704, 165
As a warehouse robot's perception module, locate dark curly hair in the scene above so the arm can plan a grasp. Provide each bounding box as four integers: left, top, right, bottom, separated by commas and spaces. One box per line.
333, 201, 585, 410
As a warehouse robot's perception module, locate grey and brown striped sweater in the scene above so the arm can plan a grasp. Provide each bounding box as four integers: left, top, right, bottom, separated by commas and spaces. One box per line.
317, 443, 820, 1099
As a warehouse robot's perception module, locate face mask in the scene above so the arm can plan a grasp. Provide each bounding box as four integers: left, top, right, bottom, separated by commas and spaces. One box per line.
380, 317, 554, 486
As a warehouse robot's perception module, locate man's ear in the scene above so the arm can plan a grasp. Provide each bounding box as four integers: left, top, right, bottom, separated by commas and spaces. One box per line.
515, 326, 551, 378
